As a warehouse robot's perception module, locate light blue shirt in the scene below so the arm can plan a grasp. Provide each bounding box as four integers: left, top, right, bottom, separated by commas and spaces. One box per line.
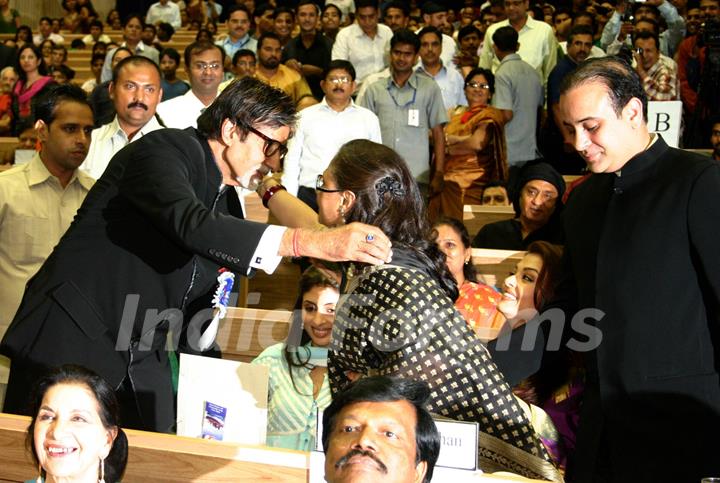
491, 53, 543, 165
252, 343, 331, 452
416, 62, 467, 111
216, 34, 257, 59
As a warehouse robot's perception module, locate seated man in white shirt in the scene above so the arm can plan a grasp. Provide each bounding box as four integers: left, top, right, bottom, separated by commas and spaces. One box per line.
282, 60, 382, 210
81, 56, 164, 179
157, 41, 225, 129
146, 0, 182, 29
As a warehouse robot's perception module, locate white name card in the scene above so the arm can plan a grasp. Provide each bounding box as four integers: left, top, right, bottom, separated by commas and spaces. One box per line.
647, 100, 683, 148
434, 419, 479, 471
315, 411, 478, 471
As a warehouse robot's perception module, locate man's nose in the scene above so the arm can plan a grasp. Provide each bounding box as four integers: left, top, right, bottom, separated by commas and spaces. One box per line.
352, 426, 378, 452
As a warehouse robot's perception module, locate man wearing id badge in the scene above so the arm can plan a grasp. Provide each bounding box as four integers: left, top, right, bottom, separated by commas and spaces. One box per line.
360, 29, 447, 198
1, 77, 392, 433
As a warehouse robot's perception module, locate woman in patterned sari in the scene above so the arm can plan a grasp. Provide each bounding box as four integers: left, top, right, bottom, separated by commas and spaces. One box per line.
319, 139, 562, 481
428, 67, 507, 221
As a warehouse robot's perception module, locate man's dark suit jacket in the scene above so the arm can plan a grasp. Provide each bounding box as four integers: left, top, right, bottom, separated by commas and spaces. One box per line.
0, 128, 269, 432
562, 136, 720, 482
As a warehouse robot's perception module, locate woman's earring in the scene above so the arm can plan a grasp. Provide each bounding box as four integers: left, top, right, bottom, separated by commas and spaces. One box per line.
36, 463, 43, 483
99, 458, 105, 483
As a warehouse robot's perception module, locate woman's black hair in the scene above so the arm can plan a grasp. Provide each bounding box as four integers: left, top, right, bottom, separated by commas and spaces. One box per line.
15, 25, 32, 43
15, 44, 48, 82
26, 365, 128, 483
283, 266, 340, 394
329, 139, 458, 299
432, 215, 478, 283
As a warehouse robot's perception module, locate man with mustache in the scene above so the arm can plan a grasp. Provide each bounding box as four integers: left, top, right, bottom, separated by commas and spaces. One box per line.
81, 55, 163, 179
255, 32, 312, 106
322, 376, 440, 483
282, 60, 381, 211
0, 84, 94, 400
1, 77, 393, 433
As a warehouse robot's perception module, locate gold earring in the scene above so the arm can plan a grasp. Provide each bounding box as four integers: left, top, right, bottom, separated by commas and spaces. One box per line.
36, 463, 43, 483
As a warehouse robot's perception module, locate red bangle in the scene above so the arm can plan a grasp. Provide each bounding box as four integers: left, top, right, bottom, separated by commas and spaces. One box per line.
292, 229, 300, 257
262, 184, 286, 208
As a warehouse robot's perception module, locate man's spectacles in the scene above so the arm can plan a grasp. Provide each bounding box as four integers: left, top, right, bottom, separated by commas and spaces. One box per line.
194, 62, 222, 71
316, 174, 344, 193
466, 81, 490, 89
326, 76, 351, 85
246, 125, 288, 161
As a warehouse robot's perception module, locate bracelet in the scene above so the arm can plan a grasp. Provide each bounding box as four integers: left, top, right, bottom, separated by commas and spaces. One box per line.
262, 184, 286, 208
292, 229, 300, 257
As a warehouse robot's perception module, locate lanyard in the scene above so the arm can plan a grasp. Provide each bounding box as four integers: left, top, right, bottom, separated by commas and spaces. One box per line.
387, 82, 417, 108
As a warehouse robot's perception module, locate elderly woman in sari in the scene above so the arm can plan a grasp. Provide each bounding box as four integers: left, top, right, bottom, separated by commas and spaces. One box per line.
428, 67, 507, 221
310, 139, 562, 481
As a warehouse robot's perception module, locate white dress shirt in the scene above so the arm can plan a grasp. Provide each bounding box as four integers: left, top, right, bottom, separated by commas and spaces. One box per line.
80, 115, 164, 179
331, 23, 393, 86
157, 90, 213, 129
146, 1, 182, 29
281, 98, 382, 196
479, 16, 558, 86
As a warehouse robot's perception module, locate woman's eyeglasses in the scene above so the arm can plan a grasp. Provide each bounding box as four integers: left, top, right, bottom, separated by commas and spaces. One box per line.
466, 81, 490, 89
246, 125, 288, 161
316, 174, 344, 193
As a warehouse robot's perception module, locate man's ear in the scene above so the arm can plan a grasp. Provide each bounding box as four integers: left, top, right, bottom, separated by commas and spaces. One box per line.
219, 118, 238, 145
108, 81, 115, 101
623, 96, 645, 128
35, 120, 48, 143
413, 460, 428, 483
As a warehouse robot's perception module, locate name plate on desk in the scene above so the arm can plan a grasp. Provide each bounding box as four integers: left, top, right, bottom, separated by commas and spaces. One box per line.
315, 411, 478, 471
647, 101, 682, 147
435, 420, 479, 471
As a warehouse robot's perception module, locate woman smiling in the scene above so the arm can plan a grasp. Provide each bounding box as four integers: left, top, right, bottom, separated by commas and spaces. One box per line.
26, 365, 128, 483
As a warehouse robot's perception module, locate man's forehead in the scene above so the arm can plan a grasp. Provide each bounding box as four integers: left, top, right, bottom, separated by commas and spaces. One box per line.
338, 399, 417, 426
327, 68, 350, 78
51, 101, 94, 123
192, 48, 223, 62
571, 34, 593, 44
230, 11, 249, 20
117, 65, 160, 84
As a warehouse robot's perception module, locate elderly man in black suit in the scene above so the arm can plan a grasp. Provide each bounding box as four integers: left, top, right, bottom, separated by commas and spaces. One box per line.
1, 78, 391, 432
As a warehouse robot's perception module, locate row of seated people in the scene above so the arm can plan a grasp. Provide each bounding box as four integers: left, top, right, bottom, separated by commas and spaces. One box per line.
9, 362, 450, 483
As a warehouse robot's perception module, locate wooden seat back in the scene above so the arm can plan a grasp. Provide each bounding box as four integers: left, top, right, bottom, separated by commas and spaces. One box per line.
217, 307, 292, 362
463, 204, 515, 239
0, 413, 308, 482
